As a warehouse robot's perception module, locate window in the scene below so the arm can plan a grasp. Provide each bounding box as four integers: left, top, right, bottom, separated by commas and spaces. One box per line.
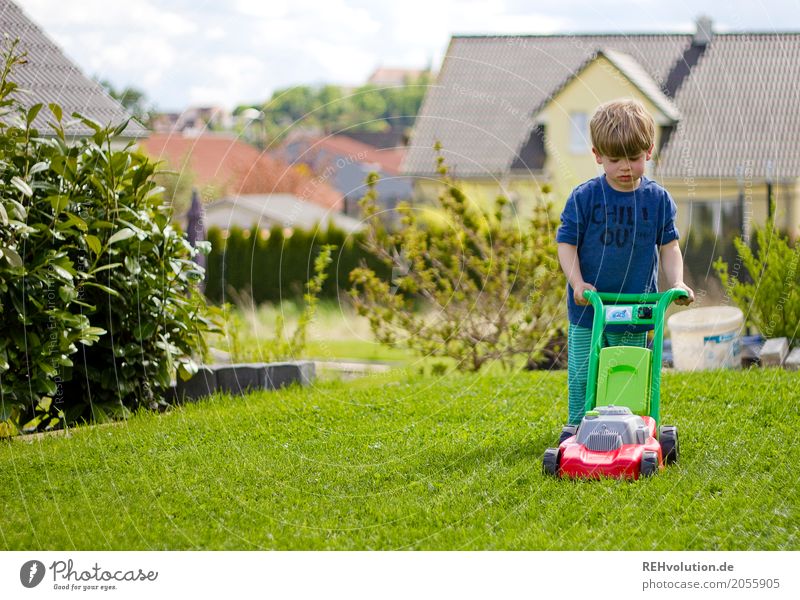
569, 112, 589, 153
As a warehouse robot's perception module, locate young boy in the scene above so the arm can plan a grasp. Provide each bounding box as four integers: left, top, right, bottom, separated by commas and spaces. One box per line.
556, 98, 694, 426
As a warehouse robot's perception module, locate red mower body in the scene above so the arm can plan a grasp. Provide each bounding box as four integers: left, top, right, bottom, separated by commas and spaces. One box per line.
558, 416, 662, 480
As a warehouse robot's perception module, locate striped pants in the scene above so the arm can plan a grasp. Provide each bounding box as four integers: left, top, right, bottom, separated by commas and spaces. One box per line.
567, 324, 647, 425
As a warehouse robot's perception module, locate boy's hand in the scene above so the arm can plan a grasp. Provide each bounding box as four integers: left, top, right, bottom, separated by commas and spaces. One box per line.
573, 281, 596, 305
671, 281, 695, 305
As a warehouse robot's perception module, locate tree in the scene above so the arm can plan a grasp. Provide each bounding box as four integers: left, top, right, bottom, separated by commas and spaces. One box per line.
349, 147, 566, 372
247, 74, 432, 144
98, 79, 153, 126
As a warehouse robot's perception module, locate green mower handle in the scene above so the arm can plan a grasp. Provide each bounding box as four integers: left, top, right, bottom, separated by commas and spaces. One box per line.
582, 288, 689, 426
583, 289, 689, 306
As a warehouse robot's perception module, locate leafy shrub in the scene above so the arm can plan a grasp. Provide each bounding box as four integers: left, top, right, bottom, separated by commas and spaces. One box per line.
0, 41, 213, 433
714, 220, 800, 342
0, 47, 104, 431
349, 148, 566, 371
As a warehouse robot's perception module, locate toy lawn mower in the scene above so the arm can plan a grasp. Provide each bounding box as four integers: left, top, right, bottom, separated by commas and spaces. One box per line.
542, 289, 687, 479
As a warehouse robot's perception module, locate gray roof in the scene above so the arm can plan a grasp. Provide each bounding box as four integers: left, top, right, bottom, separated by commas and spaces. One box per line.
0, 0, 147, 138
205, 194, 364, 234
403, 32, 800, 180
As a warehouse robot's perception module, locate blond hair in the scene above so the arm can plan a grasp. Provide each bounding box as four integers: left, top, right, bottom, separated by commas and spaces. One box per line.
590, 99, 655, 157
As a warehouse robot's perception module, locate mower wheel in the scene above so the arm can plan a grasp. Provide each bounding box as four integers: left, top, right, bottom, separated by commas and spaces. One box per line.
660, 426, 679, 465
640, 451, 658, 478
658, 425, 678, 465
542, 448, 560, 477
558, 425, 578, 445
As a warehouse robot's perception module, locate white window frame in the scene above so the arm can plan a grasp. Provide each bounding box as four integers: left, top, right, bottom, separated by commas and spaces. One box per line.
569, 111, 589, 154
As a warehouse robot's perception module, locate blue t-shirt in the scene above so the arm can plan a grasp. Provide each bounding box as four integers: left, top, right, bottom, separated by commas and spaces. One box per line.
555, 175, 680, 332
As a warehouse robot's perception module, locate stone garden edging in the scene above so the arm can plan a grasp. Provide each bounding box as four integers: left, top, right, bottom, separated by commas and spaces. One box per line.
171, 361, 316, 402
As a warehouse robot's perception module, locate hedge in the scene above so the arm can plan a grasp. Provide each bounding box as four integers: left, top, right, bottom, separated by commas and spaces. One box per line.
204, 225, 390, 304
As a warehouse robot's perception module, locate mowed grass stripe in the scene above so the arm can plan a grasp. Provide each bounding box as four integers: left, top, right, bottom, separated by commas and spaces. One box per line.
1, 369, 797, 550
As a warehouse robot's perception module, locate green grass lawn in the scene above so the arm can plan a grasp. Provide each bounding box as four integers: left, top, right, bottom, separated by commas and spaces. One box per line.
1, 368, 797, 550
305, 339, 416, 363
209, 299, 460, 368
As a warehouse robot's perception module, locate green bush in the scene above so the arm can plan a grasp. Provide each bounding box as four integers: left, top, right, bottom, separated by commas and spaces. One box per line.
204, 224, 389, 304
0, 41, 213, 433
714, 220, 800, 342
349, 149, 566, 371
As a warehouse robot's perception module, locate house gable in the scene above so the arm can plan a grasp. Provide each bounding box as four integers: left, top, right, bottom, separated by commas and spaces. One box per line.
402, 33, 691, 179
534, 53, 679, 196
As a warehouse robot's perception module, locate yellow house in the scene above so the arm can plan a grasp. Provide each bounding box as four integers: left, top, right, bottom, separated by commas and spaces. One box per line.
403, 18, 800, 287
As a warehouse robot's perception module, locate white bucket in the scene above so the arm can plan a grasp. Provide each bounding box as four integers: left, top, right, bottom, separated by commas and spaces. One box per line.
667, 306, 744, 371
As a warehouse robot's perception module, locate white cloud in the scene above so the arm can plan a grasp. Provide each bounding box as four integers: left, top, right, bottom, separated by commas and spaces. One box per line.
188, 54, 270, 106
206, 26, 227, 41
23, 0, 197, 36
14, 0, 800, 110
303, 39, 379, 85
45, 29, 177, 93
233, 0, 291, 19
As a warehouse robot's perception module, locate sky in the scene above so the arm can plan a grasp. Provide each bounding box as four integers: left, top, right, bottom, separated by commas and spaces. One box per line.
17, 0, 800, 112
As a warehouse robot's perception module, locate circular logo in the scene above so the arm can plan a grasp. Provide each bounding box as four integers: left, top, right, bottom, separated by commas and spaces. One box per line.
20, 560, 46, 588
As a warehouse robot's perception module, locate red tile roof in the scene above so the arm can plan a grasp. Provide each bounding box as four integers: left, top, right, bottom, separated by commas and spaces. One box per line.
287, 134, 407, 174
139, 133, 343, 210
